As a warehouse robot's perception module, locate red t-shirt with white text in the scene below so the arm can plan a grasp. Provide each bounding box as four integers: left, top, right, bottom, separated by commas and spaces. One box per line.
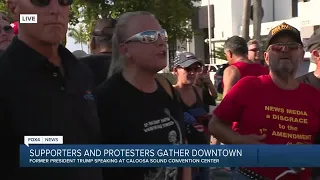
214, 75, 320, 180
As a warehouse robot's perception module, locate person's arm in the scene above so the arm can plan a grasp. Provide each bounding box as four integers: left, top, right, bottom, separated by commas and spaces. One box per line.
198, 73, 217, 98
209, 115, 266, 144
206, 82, 217, 98
209, 76, 266, 144
222, 65, 240, 98
194, 86, 204, 101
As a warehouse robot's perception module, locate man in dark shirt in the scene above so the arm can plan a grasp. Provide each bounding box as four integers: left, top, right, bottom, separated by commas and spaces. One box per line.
79, 18, 116, 87
1, 1, 102, 180
296, 29, 320, 179
297, 29, 320, 89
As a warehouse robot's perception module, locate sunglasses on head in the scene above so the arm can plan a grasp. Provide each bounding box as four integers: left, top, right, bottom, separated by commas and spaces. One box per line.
30, 0, 73, 7
122, 29, 168, 44
0, 25, 13, 34
267, 42, 301, 52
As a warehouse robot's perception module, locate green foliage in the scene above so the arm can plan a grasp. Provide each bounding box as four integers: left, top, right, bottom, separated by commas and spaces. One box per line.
0, 1, 12, 21
0, 1, 7, 14
70, 0, 200, 42
68, 24, 87, 50
213, 47, 227, 60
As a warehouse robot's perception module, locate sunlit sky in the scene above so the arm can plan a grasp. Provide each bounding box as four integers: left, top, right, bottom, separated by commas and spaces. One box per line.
65, 31, 89, 54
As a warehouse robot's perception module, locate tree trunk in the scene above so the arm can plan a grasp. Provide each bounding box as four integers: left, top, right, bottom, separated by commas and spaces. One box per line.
253, 0, 262, 43
242, 0, 251, 41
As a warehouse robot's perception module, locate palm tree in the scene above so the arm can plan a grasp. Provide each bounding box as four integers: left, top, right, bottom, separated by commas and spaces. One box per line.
242, 0, 251, 41
68, 24, 87, 51
252, 0, 262, 43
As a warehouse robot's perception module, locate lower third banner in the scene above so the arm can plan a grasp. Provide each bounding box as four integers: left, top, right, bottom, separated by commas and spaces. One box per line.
20, 145, 320, 167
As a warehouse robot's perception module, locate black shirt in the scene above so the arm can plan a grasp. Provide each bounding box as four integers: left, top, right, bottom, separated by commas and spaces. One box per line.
296, 72, 320, 90
79, 53, 112, 87
96, 72, 185, 180
177, 87, 209, 144
0, 37, 103, 180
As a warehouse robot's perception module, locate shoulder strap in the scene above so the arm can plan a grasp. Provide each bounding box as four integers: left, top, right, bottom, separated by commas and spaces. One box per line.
192, 85, 203, 103
155, 74, 173, 99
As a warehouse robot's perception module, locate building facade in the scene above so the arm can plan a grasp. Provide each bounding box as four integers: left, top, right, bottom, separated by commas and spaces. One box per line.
179, 0, 316, 75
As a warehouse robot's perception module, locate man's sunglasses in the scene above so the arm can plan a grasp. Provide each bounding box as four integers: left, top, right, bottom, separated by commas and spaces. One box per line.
0, 25, 13, 34
267, 43, 301, 52
122, 29, 168, 44
30, 0, 73, 7
249, 48, 260, 52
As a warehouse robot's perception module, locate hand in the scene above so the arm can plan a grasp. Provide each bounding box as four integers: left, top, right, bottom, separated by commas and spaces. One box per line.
201, 74, 213, 85
233, 134, 266, 144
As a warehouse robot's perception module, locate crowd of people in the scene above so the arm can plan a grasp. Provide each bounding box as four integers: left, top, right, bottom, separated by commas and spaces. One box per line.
1, 1, 320, 180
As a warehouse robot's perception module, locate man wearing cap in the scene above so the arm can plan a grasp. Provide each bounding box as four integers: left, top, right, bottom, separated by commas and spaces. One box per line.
296, 29, 320, 179
222, 36, 268, 135
79, 18, 116, 87
173, 51, 211, 180
209, 22, 320, 180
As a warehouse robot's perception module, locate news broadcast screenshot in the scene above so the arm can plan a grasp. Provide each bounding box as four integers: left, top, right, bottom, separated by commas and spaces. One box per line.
1, 0, 320, 180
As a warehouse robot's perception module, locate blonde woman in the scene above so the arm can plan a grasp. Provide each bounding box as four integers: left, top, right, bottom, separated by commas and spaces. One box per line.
96, 11, 191, 180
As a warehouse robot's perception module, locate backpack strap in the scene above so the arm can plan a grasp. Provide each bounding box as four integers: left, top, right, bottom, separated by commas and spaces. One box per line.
155, 74, 173, 99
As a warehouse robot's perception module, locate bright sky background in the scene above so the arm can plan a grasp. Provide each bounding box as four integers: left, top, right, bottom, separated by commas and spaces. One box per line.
65, 31, 89, 54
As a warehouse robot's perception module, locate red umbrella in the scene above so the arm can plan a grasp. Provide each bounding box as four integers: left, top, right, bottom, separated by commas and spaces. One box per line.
10, 21, 18, 35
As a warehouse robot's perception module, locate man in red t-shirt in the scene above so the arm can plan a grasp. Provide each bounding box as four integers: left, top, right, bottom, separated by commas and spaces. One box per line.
222, 36, 269, 133
222, 36, 268, 99
209, 22, 320, 180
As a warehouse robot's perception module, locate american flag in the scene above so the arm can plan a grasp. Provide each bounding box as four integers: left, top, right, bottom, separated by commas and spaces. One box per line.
188, 108, 207, 118
184, 112, 204, 132
184, 112, 197, 125
193, 123, 204, 132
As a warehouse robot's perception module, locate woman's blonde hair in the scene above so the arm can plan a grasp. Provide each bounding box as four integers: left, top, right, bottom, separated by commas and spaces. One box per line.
107, 11, 154, 78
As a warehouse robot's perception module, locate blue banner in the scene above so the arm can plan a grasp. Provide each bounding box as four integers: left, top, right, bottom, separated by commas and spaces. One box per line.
20, 145, 320, 167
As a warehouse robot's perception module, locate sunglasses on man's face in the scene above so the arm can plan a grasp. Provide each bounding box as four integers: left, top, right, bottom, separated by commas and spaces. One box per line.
30, 0, 73, 7
122, 29, 168, 44
249, 48, 260, 52
0, 25, 13, 34
267, 43, 301, 52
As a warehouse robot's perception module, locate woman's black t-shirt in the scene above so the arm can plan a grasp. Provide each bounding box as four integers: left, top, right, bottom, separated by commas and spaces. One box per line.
96, 72, 186, 180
